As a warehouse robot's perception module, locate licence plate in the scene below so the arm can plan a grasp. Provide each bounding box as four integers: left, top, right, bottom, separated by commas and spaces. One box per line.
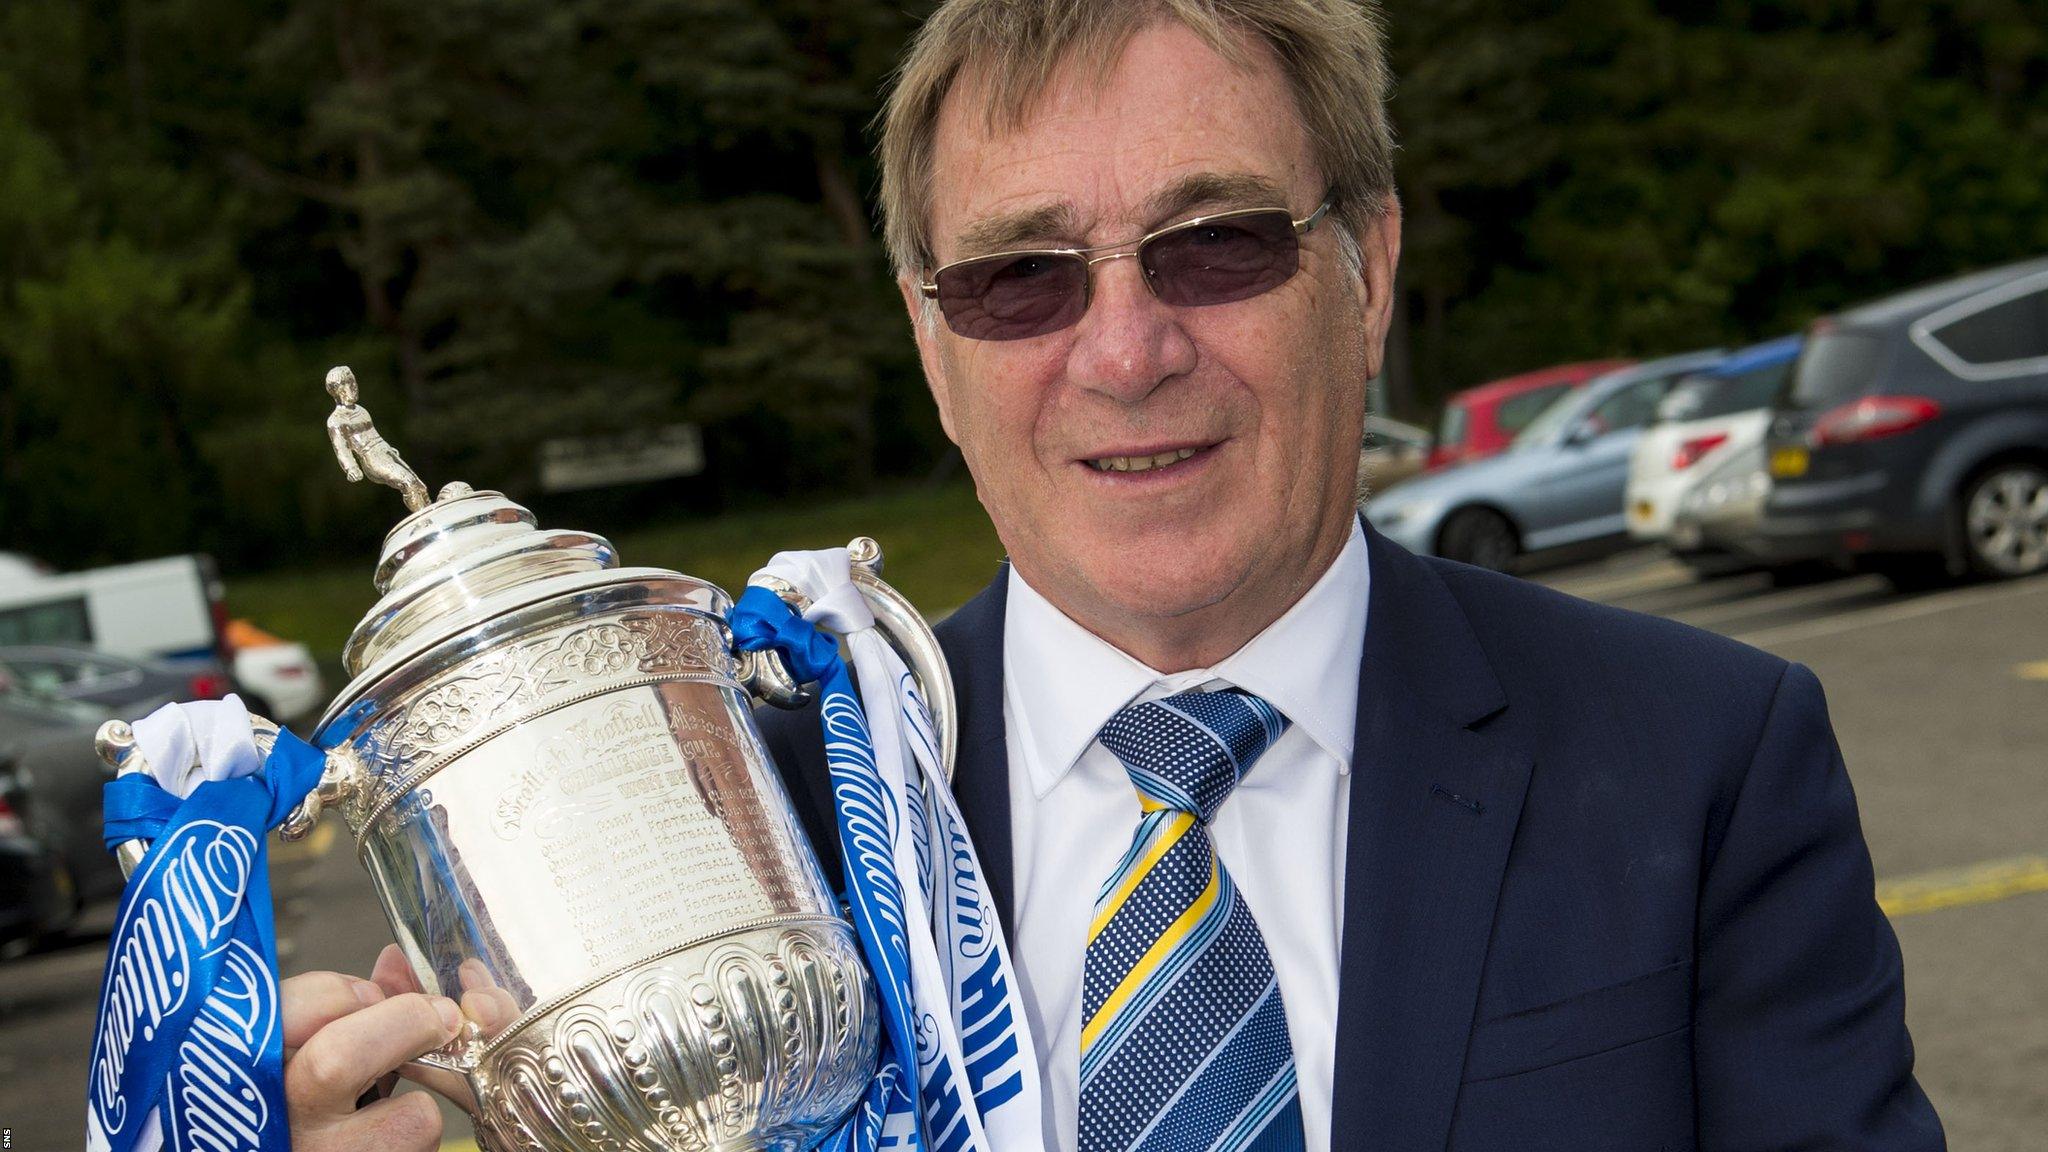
1630, 500, 1654, 524
1769, 446, 1810, 479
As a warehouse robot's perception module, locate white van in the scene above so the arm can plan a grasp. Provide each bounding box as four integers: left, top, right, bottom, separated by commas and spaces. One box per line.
0, 554, 227, 664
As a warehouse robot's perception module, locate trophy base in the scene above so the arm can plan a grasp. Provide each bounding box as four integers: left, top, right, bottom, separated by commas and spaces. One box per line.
470, 915, 878, 1152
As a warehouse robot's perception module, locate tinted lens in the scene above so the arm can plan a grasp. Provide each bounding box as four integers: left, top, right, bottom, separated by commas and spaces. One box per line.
933, 252, 1090, 341
1141, 209, 1299, 307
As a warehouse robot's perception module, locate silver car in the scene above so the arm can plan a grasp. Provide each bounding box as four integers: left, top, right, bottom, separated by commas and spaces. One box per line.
1366, 351, 1725, 570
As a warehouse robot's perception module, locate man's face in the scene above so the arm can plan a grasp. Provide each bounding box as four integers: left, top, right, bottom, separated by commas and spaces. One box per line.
909, 21, 1399, 665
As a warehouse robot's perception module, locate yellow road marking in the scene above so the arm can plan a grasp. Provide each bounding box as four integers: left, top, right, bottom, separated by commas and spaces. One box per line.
2015, 660, 2048, 681
1877, 855, 2048, 917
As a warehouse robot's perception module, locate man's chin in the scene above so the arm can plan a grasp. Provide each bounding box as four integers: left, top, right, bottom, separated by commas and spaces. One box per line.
1062, 550, 1247, 626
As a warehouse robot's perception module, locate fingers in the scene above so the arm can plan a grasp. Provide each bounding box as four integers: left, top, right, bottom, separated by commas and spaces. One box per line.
286, 992, 463, 1121
458, 958, 521, 1038
296, 1088, 442, 1152
371, 944, 423, 998
282, 971, 384, 1052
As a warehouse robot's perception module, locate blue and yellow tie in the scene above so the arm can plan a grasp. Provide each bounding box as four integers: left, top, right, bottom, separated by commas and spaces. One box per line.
1079, 688, 1306, 1152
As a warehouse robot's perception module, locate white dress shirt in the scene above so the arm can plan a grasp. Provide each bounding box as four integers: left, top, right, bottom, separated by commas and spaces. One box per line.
1002, 520, 1370, 1152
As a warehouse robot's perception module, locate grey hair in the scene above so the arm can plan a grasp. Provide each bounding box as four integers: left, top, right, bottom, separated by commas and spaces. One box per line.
879, 0, 1396, 283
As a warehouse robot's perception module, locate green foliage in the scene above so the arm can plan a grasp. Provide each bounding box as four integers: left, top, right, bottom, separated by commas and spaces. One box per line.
1386, 0, 2048, 408
228, 479, 1002, 659
0, 0, 2042, 570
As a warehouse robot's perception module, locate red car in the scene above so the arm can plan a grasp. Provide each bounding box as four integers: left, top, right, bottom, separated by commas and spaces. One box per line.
1427, 360, 1635, 471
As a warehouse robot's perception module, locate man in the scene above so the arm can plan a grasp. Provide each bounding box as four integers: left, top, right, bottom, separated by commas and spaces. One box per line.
278, 1, 1945, 1149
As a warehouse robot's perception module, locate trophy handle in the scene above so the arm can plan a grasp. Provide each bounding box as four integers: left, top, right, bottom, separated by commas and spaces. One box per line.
94, 715, 366, 880
738, 536, 959, 785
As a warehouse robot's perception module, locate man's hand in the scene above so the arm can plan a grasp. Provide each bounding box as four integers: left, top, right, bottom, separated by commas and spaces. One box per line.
281, 946, 471, 1152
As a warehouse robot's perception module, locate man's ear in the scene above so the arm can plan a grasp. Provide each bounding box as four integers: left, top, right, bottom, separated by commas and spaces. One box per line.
899, 273, 961, 445
1356, 196, 1403, 379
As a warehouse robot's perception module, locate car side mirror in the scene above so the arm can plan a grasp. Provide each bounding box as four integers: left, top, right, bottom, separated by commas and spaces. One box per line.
1564, 422, 1597, 448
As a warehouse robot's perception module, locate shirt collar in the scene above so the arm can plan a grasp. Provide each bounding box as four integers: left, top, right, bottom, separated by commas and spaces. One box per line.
1003, 518, 1371, 799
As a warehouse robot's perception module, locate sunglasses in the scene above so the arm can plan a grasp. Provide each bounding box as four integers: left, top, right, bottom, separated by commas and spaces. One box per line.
920, 198, 1333, 341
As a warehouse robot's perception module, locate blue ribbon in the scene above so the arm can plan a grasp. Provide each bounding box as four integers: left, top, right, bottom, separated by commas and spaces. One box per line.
88, 730, 327, 1152
732, 585, 925, 1150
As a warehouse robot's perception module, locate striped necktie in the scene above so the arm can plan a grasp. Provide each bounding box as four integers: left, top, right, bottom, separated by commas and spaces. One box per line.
1079, 688, 1306, 1152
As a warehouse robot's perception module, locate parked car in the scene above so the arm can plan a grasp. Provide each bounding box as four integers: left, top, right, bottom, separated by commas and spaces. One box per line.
1668, 441, 1773, 565
1758, 255, 2048, 585
1367, 351, 1725, 570
0, 684, 125, 906
0, 643, 232, 719
1357, 415, 1432, 499
1627, 335, 1803, 546
0, 762, 74, 953
225, 619, 327, 725
1425, 360, 1634, 472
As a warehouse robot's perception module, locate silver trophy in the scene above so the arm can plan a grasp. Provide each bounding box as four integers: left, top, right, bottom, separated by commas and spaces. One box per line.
93, 369, 957, 1151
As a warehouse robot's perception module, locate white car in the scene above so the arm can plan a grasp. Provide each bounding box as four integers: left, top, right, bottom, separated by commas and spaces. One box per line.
1626, 336, 1802, 544
225, 620, 326, 724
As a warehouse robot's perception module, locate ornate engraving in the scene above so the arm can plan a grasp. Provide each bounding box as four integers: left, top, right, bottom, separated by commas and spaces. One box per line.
475, 921, 877, 1152
331, 611, 737, 820
383, 615, 730, 765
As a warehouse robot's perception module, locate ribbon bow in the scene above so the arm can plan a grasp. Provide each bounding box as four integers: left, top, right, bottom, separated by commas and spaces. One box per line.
87, 702, 327, 1152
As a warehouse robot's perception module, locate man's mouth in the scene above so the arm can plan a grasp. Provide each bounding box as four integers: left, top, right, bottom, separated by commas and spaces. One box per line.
1084, 446, 1205, 474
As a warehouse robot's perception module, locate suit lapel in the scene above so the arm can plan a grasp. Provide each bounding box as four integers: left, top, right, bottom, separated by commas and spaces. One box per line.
1332, 527, 1532, 1149
935, 568, 1017, 941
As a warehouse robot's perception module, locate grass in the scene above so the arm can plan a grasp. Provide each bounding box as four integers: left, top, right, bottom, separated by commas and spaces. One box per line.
226, 481, 1005, 665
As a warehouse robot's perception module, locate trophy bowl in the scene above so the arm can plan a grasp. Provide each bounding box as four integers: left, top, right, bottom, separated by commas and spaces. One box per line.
94, 370, 955, 1152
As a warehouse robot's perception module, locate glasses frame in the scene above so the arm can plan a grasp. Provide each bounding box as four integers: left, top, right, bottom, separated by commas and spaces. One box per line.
918, 198, 1334, 318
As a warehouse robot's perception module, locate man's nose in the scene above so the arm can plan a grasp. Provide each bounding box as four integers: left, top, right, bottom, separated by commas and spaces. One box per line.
1064, 255, 1198, 402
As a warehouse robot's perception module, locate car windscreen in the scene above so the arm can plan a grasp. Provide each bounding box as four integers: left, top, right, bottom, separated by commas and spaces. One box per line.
1655, 375, 1716, 422
1670, 359, 1795, 421
1510, 390, 1576, 446
1494, 382, 1577, 436
1784, 331, 1882, 409
0, 598, 91, 647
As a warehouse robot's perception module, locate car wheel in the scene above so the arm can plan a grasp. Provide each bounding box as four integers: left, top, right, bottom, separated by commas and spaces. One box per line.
1438, 508, 1519, 572
1962, 463, 2048, 578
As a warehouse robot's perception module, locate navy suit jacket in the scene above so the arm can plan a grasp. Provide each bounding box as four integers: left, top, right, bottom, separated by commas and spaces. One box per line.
756, 524, 1945, 1150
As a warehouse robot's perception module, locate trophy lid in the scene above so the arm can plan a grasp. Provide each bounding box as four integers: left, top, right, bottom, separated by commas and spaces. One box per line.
317, 366, 717, 696
342, 486, 622, 676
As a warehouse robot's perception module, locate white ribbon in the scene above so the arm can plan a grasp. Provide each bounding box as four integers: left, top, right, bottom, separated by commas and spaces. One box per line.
752, 550, 1045, 1152
128, 695, 263, 797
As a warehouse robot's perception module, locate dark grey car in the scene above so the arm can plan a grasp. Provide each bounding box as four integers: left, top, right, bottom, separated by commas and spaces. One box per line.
0, 688, 125, 906
1, 760, 74, 951
0, 644, 226, 718
1759, 255, 2048, 584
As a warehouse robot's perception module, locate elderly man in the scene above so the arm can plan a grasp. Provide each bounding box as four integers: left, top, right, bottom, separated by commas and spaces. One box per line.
279, 1, 1943, 1149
